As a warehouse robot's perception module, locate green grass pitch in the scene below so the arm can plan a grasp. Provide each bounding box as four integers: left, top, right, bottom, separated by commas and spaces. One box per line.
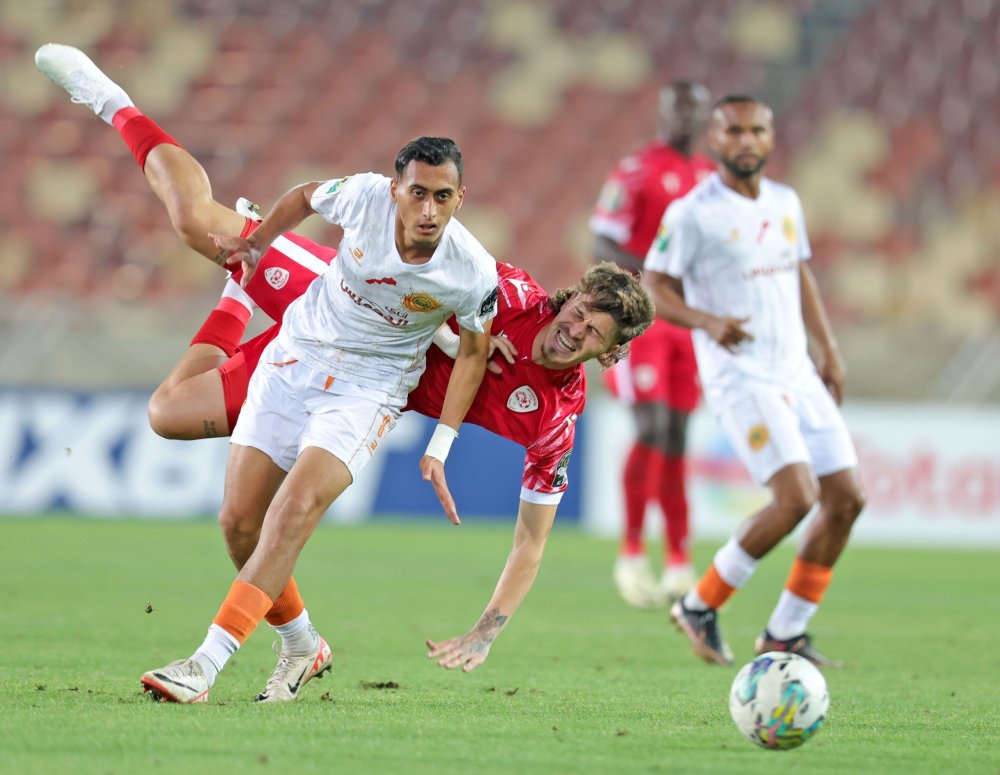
0, 516, 997, 774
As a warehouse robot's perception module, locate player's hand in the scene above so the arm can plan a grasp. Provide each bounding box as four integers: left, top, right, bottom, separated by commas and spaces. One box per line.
420, 455, 460, 525
487, 334, 517, 375
209, 232, 264, 288
705, 316, 753, 353
425, 632, 492, 672
816, 346, 846, 405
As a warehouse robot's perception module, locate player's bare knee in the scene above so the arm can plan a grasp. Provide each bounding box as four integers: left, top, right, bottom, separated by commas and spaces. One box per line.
147, 391, 178, 439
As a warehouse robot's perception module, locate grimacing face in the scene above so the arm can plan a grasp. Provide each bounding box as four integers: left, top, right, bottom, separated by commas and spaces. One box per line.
537, 295, 619, 369
390, 160, 465, 250
708, 101, 775, 179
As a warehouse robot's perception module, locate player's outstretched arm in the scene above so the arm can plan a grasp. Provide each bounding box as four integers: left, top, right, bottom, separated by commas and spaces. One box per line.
426, 499, 557, 671
420, 322, 491, 524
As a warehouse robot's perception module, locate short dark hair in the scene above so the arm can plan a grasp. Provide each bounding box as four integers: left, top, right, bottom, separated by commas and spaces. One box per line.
394, 137, 464, 182
713, 94, 764, 111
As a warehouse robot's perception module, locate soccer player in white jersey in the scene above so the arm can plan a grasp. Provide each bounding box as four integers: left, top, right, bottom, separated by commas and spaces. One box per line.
35, 44, 499, 704
643, 95, 866, 668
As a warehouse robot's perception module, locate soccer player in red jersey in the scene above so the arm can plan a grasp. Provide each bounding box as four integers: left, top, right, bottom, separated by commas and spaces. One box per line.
35, 44, 654, 697
589, 81, 714, 608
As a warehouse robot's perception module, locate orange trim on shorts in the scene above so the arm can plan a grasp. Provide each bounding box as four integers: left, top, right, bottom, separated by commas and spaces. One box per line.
211, 580, 273, 644
323, 375, 335, 391
696, 564, 737, 610
786, 558, 833, 604
264, 577, 305, 627
269, 358, 299, 367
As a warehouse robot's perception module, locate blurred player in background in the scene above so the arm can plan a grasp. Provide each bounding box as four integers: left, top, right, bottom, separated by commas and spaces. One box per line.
37, 44, 499, 704
590, 81, 713, 608
643, 95, 865, 667
35, 43, 654, 699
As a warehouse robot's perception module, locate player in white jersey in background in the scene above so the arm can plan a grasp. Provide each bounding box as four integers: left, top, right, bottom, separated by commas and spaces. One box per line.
33, 43, 498, 704
643, 95, 865, 668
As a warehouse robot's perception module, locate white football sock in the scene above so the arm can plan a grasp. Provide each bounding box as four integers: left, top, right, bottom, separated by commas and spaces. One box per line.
273, 609, 318, 656
221, 277, 255, 315
191, 624, 240, 685
766, 590, 818, 640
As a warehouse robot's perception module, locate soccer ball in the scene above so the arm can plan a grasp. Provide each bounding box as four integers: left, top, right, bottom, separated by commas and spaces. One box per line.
728, 651, 829, 750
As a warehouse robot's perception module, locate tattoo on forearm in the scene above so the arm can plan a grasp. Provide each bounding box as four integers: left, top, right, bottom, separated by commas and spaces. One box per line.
211, 249, 228, 267
474, 607, 509, 644
203, 420, 219, 438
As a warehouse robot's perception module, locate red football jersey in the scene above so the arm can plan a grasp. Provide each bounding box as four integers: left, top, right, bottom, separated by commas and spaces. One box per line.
231, 231, 337, 323
233, 252, 583, 500
406, 262, 585, 500
590, 140, 714, 257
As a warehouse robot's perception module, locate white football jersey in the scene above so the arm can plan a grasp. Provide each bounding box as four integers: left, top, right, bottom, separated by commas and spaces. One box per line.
278, 173, 499, 399
644, 173, 812, 387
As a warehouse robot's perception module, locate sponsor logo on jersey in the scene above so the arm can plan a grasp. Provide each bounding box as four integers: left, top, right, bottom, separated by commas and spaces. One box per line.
366, 277, 397, 286
479, 285, 499, 317
552, 451, 572, 489
341, 279, 409, 327
506, 385, 539, 414
325, 176, 351, 195
402, 293, 443, 313
264, 267, 290, 290
748, 424, 769, 451
783, 215, 797, 244
352, 247, 364, 260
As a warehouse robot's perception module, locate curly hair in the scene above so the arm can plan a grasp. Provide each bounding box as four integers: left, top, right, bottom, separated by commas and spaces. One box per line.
551, 262, 655, 368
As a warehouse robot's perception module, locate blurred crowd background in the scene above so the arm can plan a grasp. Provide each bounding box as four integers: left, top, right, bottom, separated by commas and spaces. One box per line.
2, 0, 998, 401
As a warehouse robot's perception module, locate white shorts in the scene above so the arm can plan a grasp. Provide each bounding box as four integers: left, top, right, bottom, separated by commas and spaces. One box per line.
705, 369, 858, 486
231, 344, 405, 480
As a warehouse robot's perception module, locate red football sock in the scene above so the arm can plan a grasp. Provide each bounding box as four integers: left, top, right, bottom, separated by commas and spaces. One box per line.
111, 107, 181, 171
190, 297, 252, 357
658, 454, 690, 566
620, 442, 661, 555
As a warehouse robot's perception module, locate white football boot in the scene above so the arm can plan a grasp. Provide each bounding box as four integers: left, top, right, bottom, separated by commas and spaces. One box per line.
255, 633, 332, 703
34, 43, 131, 118
613, 555, 666, 609
660, 563, 696, 603
141, 659, 210, 704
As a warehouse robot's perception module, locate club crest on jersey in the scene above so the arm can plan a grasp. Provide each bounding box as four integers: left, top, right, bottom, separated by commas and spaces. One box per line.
783, 216, 797, 244
402, 293, 442, 313
748, 424, 770, 451
325, 176, 350, 195
264, 267, 290, 290
507, 385, 539, 413
598, 180, 625, 212
552, 451, 572, 489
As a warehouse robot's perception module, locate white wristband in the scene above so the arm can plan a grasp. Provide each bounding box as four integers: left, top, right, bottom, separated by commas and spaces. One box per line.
431, 324, 460, 358
424, 423, 458, 462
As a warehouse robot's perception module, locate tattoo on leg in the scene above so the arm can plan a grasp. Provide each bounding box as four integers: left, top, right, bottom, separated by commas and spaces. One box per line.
203, 420, 219, 438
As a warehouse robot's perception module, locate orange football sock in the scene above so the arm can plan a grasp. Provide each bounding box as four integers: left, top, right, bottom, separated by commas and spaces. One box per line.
695, 564, 736, 610
211, 579, 273, 645
785, 558, 833, 604
265, 577, 306, 627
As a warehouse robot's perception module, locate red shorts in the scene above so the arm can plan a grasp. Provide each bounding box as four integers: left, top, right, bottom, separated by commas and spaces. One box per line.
218, 323, 280, 429
603, 318, 699, 412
